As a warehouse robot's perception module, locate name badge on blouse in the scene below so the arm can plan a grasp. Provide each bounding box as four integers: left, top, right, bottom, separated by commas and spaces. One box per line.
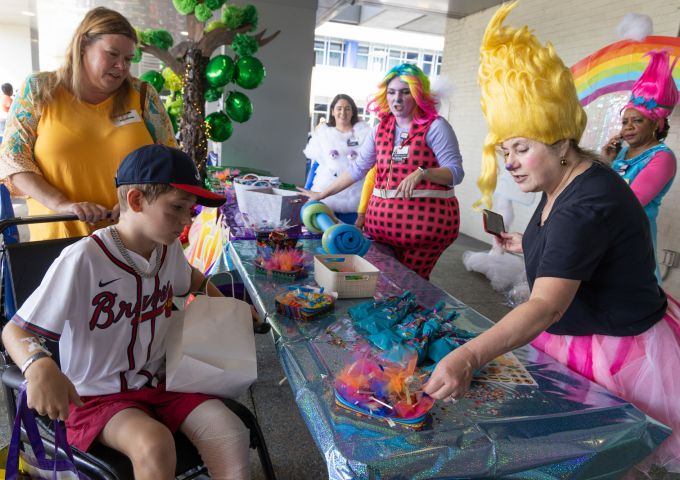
347, 138, 359, 147
392, 145, 409, 162
112, 110, 142, 127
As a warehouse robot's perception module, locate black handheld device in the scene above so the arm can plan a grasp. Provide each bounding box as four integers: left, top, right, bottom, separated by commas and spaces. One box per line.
482, 209, 505, 237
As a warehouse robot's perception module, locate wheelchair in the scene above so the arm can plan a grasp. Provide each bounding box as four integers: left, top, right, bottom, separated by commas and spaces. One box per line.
0, 214, 276, 479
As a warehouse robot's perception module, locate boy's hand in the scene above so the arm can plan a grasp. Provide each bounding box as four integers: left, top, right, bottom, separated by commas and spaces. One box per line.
251, 305, 271, 334
24, 359, 83, 421
250, 305, 260, 324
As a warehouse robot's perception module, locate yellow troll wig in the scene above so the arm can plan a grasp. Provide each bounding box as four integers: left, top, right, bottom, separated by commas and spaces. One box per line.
475, 1, 587, 209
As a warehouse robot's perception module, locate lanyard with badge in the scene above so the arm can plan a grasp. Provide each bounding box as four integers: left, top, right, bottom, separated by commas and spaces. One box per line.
386, 131, 412, 189
391, 131, 410, 162
347, 129, 359, 147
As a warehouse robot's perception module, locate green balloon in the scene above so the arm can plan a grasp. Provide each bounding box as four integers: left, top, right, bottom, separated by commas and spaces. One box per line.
225, 91, 253, 123
205, 111, 233, 142
205, 55, 235, 88
140, 70, 165, 93
234, 56, 265, 89
205, 86, 223, 102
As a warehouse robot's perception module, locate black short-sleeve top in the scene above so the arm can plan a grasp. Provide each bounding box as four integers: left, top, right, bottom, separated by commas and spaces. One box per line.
522, 161, 667, 336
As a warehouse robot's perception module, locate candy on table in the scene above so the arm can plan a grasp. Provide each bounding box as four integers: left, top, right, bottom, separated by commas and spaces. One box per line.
348, 292, 477, 370
275, 285, 337, 320
254, 230, 307, 279
334, 354, 434, 423
255, 249, 306, 272
256, 228, 299, 253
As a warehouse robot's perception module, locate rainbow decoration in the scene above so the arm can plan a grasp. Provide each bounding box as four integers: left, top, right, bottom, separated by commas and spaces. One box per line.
572, 36, 680, 107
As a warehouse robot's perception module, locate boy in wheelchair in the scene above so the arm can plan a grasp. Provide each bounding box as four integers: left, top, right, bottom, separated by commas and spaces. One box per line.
2, 144, 252, 479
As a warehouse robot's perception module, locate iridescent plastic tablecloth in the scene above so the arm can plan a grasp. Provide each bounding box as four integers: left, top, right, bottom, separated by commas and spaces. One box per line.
229, 239, 670, 479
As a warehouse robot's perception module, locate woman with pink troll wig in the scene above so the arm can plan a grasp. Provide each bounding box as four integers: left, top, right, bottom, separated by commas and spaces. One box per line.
603, 50, 678, 283
299, 63, 464, 279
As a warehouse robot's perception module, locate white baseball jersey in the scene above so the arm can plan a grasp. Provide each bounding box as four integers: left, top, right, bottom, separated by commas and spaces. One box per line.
13, 226, 192, 396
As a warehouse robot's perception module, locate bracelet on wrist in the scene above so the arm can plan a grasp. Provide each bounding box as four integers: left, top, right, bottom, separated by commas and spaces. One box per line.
21, 351, 52, 376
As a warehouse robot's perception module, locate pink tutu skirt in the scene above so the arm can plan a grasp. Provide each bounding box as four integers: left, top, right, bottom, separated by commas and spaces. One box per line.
532, 294, 680, 474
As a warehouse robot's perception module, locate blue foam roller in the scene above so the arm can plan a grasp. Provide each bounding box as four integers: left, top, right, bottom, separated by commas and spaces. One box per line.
323, 223, 367, 255
316, 213, 335, 232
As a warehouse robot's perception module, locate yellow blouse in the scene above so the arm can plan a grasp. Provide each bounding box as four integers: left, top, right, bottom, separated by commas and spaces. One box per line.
0, 75, 176, 240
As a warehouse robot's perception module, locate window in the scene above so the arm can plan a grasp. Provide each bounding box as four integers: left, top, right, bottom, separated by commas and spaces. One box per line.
310, 37, 443, 78
369, 46, 387, 72
387, 49, 402, 70
355, 45, 369, 70
312, 102, 329, 131
405, 51, 418, 63
422, 53, 434, 76
356, 106, 379, 127
328, 41, 344, 66
314, 40, 325, 66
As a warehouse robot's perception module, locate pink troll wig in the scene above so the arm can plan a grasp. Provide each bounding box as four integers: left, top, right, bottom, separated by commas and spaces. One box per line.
624, 50, 679, 130
367, 63, 439, 125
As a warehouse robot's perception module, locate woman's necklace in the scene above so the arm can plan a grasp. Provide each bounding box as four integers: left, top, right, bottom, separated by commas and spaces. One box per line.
541, 160, 583, 223
110, 227, 162, 278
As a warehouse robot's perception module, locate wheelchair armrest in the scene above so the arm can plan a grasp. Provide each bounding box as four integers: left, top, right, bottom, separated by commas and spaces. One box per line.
2, 364, 25, 390
254, 322, 271, 334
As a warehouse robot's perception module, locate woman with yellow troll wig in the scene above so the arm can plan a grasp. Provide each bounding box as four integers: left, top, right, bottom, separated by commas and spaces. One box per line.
299, 63, 464, 279
423, 2, 680, 473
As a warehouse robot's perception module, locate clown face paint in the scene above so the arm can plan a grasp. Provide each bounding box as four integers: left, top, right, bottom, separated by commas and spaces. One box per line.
386, 77, 415, 122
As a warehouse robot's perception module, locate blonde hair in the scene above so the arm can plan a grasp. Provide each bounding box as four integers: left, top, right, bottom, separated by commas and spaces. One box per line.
34, 7, 136, 119
117, 184, 175, 211
475, 1, 587, 209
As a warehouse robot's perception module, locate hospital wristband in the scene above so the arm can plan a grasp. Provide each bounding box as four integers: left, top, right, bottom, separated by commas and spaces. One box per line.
21, 351, 52, 376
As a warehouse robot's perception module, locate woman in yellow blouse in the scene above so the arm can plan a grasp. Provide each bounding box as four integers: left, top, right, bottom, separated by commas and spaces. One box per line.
0, 7, 175, 240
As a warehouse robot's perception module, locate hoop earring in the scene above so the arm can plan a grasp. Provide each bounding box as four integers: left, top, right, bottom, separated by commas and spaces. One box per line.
560, 156, 567, 166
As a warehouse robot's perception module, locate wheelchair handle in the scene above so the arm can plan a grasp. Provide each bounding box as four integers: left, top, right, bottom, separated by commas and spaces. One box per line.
0, 214, 80, 236
0, 212, 114, 237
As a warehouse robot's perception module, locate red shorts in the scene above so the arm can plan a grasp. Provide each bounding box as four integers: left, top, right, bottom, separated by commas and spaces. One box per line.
66, 384, 214, 451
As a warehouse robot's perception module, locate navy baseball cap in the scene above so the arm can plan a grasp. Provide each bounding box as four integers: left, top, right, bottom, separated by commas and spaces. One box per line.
115, 144, 225, 207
